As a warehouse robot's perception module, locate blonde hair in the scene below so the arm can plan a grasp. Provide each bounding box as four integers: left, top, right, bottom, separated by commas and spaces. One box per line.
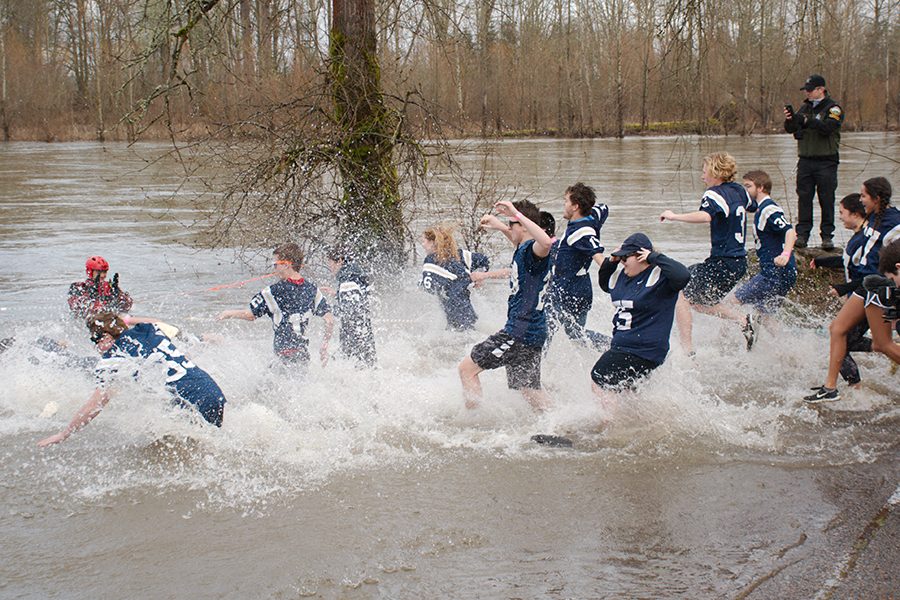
703, 152, 737, 183
423, 225, 459, 264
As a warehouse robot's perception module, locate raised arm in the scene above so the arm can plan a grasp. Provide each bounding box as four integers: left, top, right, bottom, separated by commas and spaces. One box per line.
480, 214, 516, 245
647, 251, 691, 292
494, 201, 552, 257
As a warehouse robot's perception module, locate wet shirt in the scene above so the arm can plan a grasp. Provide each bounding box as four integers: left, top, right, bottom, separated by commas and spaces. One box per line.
753, 197, 797, 279
549, 206, 608, 301
598, 253, 691, 365
855, 206, 900, 278
250, 278, 330, 358
503, 240, 552, 346
94, 323, 220, 399
421, 249, 490, 330
699, 182, 754, 258
334, 263, 376, 363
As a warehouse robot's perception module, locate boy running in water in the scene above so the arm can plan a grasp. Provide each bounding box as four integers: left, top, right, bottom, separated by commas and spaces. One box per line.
713, 170, 798, 348
218, 243, 333, 367
545, 182, 611, 351
458, 200, 553, 411
325, 246, 377, 366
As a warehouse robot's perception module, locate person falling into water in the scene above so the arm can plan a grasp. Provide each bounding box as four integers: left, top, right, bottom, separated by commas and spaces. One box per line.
37, 313, 226, 447
218, 243, 334, 369
458, 200, 553, 412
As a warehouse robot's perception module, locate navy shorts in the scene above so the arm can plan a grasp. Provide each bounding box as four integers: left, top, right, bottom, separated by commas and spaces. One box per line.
734, 272, 796, 313
590, 349, 659, 390
683, 256, 747, 305
470, 331, 542, 390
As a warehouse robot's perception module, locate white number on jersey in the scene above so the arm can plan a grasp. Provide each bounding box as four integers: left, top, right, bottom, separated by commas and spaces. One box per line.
612, 299, 634, 332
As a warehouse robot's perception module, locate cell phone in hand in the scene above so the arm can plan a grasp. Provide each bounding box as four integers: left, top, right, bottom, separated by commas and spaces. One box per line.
784, 104, 794, 115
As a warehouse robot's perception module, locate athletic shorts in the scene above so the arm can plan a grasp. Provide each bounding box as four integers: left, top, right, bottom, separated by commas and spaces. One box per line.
683, 256, 747, 305
470, 331, 542, 390
734, 273, 795, 313
590, 349, 660, 390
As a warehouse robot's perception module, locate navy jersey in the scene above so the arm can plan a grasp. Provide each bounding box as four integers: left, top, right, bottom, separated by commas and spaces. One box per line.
855, 207, 900, 278
699, 182, 754, 258
95, 323, 225, 424
549, 209, 607, 301
250, 278, 330, 359
421, 249, 489, 331
334, 263, 376, 363
597, 253, 691, 364
503, 240, 552, 346
753, 197, 797, 279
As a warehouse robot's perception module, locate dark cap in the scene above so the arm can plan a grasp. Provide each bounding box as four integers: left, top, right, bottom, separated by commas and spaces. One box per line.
611, 233, 653, 257
801, 74, 826, 91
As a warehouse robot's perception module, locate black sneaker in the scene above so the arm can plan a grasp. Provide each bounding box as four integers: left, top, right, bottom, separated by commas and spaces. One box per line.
795, 237, 808, 249
821, 237, 835, 251
741, 314, 757, 351
803, 386, 840, 403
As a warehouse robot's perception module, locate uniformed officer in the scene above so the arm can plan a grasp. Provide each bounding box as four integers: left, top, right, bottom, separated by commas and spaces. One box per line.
783, 74, 844, 250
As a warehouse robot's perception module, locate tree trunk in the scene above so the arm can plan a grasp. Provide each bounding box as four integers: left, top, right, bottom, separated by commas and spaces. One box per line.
0, 25, 8, 141
331, 0, 404, 263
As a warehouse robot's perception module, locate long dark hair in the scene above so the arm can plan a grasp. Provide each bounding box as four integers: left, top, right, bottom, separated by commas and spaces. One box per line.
863, 177, 892, 229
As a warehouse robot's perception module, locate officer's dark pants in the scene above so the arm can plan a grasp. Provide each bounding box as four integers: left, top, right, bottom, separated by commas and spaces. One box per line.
796, 157, 838, 240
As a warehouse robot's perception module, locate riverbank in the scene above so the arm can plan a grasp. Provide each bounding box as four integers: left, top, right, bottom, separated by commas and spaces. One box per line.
2, 117, 897, 143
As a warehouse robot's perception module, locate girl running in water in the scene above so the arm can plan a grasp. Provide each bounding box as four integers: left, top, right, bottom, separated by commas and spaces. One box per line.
420, 225, 490, 331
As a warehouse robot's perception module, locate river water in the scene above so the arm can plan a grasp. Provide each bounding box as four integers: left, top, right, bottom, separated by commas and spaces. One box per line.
0, 135, 898, 598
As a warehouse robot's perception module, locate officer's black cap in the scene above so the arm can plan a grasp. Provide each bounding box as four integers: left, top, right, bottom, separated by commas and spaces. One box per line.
801, 74, 826, 91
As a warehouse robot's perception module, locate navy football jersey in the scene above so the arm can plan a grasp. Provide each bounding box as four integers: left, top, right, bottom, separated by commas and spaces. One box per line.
334, 263, 376, 363
753, 197, 797, 279
421, 249, 489, 330
250, 278, 330, 358
503, 240, 552, 346
842, 228, 870, 285
549, 210, 606, 301
856, 206, 900, 278
95, 323, 223, 408
699, 182, 754, 258
597, 253, 691, 365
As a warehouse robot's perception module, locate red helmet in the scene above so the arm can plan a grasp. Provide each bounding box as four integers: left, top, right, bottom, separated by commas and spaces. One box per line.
85, 255, 109, 275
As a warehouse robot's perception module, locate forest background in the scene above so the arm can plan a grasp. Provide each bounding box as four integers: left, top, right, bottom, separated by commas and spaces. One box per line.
0, 0, 897, 143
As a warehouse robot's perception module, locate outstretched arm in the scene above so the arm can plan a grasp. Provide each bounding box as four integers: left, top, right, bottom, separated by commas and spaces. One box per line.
37, 388, 112, 447
660, 210, 712, 224
217, 309, 255, 321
